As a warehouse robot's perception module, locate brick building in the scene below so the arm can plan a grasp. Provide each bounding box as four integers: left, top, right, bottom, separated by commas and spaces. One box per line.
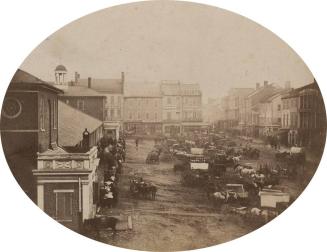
123, 84, 162, 136
160, 81, 205, 136
75, 72, 124, 126
52, 65, 106, 121
281, 80, 326, 148
1, 69, 63, 200
243, 82, 280, 137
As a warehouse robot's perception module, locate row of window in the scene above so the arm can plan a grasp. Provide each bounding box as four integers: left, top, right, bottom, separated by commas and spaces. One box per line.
183, 97, 201, 106
128, 112, 159, 121
105, 95, 122, 106
282, 98, 298, 110
106, 109, 121, 119
282, 112, 298, 128
125, 99, 159, 108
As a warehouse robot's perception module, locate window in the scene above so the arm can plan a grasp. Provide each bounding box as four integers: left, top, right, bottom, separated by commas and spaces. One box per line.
111, 96, 114, 105
53, 99, 57, 129
54, 190, 73, 222
40, 97, 45, 130
277, 104, 281, 111
146, 113, 149, 120
117, 109, 121, 118
110, 109, 114, 118
118, 96, 121, 106
77, 99, 85, 111
167, 97, 171, 105
167, 112, 171, 120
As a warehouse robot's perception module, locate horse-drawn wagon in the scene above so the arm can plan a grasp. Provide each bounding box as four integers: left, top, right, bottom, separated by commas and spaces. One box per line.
180, 149, 210, 187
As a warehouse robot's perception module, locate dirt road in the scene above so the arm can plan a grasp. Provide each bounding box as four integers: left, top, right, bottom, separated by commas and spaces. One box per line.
94, 139, 253, 251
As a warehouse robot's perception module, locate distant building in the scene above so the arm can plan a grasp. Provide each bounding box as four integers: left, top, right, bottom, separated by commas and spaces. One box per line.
203, 98, 224, 123
75, 72, 125, 126
123, 84, 162, 136
160, 81, 205, 136
258, 89, 289, 137
160, 81, 183, 135
243, 81, 280, 137
1, 69, 63, 200
219, 87, 254, 131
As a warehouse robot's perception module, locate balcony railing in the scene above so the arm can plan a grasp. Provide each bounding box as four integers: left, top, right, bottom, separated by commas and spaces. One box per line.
36, 146, 98, 171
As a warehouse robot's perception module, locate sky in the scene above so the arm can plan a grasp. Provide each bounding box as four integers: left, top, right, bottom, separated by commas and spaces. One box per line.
20, 1, 314, 101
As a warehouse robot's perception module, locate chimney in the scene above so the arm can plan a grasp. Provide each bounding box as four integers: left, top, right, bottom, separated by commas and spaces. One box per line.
121, 72, 125, 94
284, 81, 291, 89
256, 82, 260, 90
88, 77, 91, 88
264, 80, 268, 87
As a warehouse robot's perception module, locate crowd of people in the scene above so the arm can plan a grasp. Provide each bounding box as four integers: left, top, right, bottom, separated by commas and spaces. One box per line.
97, 133, 126, 209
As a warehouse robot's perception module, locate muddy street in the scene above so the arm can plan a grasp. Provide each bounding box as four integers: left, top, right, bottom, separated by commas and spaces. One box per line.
94, 139, 253, 251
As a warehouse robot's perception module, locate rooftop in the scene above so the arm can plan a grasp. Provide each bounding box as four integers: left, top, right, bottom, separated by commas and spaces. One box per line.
60, 85, 106, 97
77, 78, 123, 94
58, 100, 103, 147
9, 69, 63, 94
55, 64, 67, 72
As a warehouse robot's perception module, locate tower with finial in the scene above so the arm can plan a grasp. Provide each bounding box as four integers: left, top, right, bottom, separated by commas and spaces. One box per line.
54, 64, 68, 90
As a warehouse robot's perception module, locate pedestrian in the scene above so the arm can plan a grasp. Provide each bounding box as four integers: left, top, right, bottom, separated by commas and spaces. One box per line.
104, 181, 114, 209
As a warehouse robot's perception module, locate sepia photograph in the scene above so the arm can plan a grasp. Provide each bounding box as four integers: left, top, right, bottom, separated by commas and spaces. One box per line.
0, 1, 326, 251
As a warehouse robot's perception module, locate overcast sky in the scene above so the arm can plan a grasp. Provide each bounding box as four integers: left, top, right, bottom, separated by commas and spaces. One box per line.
20, 1, 314, 101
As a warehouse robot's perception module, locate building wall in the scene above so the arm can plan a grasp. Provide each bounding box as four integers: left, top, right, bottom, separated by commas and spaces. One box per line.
162, 95, 181, 122
38, 90, 59, 153
1, 87, 60, 201
182, 95, 202, 122
44, 183, 80, 231
104, 94, 123, 122
124, 97, 162, 122
281, 96, 299, 129
60, 96, 105, 121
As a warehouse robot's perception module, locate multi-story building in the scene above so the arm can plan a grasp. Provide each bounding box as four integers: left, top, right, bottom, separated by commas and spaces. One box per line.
180, 83, 204, 134
258, 89, 290, 137
243, 81, 279, 137
53, 66, 107, 121
160, 81, 204, 136
203, 98, 224, 124
281, 80, 326, 148
123, 85, 162, 136
1, 69, 63, 201
220, 88, 254, 131
75, 72, 124, 126
160, 81, 183, 135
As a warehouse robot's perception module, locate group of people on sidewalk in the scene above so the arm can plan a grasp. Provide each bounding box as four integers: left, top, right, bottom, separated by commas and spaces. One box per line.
97, 133, 126, 209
